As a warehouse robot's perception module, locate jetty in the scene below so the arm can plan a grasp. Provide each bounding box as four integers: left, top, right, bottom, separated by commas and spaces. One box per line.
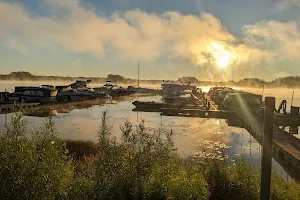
132, 89, 300, 181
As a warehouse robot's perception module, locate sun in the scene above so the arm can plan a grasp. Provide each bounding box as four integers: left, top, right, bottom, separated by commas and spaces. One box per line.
216, 55, 230, 68
207, 42, 232, 68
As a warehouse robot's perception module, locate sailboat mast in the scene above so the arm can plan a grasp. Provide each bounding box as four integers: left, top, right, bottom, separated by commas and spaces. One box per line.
138, 60, 140, 87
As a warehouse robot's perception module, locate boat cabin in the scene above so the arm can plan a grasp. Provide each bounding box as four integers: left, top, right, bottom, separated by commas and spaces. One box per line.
19, 87, 57, 104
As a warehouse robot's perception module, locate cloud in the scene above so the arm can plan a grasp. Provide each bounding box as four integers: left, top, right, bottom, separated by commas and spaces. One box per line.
0, 0, 257, 65
0, 0, 300, 80
274, 0, 300, 12
4, 39, 29, 54
243, 20, 300, 60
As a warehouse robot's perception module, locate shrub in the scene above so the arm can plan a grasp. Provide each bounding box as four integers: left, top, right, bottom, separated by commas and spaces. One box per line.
143, 157, 209, 200
204, 160, 260, 200
93, 111, 209, 200
271, 174, 300, 200
1, 111, 300, 200
0, 113, 73, 200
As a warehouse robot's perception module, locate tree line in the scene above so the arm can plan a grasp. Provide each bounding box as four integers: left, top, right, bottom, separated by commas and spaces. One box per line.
1, 71, 300, 88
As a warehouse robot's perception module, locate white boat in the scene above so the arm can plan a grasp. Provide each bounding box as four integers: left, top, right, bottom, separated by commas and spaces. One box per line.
56, 85, 108, 102
94, 81, 136, 97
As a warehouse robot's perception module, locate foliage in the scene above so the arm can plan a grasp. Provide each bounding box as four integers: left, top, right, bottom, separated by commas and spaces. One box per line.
204, 160, 260, 200
1, 111, 300, 200
107, 74, 126, 82
237, 78, 265, 88
143, 158, 209, 200
65, 140, 98, 161
94, 111, 191, 199
3, 71, 300, 88
0, 113, 73, 200
9, 71, 32, 77
270, 174, 300, 200
178, 76, 199, 83
272, 76, 300, 88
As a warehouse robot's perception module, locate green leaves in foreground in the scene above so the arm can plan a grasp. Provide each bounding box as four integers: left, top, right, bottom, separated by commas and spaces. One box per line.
1, 111, 300, 200
0, 113, 73, 200
93, 111, 208, 199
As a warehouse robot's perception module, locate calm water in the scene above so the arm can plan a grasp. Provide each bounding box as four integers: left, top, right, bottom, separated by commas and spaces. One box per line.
1, 81, 300, 180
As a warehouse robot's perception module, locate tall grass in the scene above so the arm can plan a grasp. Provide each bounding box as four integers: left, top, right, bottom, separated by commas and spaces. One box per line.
0, 111, 300, 200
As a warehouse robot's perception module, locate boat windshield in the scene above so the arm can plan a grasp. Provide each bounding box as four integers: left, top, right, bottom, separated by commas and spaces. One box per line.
50, 90, 58, 97
61, 86, 72, 92
111, 86, 121, 90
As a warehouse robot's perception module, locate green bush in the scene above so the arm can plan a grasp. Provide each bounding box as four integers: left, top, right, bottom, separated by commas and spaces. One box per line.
143, 157, 209, 200
1, 111, 300, 200
68, 162, 96, 200
0, 113, 73, 200
203, 160, 260, 200
93, 111, 209, 200
271, 174, 300, 200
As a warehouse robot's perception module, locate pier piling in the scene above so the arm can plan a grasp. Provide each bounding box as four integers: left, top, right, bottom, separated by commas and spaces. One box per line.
260, 97, 275, 200
289, 106, 299, 134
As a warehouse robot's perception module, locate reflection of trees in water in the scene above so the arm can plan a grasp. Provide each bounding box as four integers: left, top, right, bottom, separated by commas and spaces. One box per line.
23, 96, 137, 117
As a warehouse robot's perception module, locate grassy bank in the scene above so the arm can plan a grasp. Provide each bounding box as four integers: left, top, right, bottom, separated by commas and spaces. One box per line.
0, 112, 300, 200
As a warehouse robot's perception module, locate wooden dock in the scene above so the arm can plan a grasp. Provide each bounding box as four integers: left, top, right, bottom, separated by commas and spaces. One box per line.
238, 112, 300, 181
133, 94, 300, 181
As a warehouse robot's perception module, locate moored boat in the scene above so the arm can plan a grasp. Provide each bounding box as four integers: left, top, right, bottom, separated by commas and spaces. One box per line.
94, 81, 136, 97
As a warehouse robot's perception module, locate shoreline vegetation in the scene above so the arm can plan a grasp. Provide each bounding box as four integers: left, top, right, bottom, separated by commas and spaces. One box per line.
1, 111, 300, 199
2, 71, 300, 88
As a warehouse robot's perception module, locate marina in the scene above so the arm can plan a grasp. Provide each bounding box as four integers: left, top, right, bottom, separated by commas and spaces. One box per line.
2, 0, 300, 198
1, 81, 300, 182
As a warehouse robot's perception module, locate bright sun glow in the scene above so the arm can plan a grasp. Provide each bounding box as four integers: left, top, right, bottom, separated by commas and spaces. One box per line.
216, 55, 230, 68
207, 42, 232, 68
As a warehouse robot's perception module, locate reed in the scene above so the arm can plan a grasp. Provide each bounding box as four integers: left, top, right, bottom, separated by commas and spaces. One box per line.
65, 140, 98, 161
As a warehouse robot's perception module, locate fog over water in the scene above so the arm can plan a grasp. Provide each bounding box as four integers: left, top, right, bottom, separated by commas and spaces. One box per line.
1, 81, 299, 180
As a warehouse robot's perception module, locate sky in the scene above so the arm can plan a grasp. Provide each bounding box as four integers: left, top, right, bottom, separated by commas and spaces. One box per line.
1, 0, 300, 81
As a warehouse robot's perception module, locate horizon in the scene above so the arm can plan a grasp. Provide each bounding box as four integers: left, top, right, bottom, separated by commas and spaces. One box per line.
1, 0, 300, 81
1, 71, 300, 83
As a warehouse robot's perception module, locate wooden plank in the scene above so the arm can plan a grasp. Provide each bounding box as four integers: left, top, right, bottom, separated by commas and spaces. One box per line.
238, 111, 300, 181
273, 126, 300, 161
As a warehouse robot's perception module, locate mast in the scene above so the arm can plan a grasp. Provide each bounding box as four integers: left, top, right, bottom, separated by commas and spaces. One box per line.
138, 60, 140, 87
261, 79, 265, 100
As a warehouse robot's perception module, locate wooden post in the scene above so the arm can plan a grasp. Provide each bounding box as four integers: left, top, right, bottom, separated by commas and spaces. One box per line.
260, 97, 275, 200
289, 106, 299, 134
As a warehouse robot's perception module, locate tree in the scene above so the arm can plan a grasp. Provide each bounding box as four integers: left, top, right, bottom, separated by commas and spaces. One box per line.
107, 74, 125, 83
178, 76, 199, 83
8, 71, 33, 80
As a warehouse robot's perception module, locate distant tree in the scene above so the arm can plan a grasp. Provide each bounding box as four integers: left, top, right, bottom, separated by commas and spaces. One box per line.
237, 78, 264, 88
8, 71, 33, 80
107, 74, 125, 82
178, 76, 199, 83
9, 71, 32, 77
272, 76, 300, 88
